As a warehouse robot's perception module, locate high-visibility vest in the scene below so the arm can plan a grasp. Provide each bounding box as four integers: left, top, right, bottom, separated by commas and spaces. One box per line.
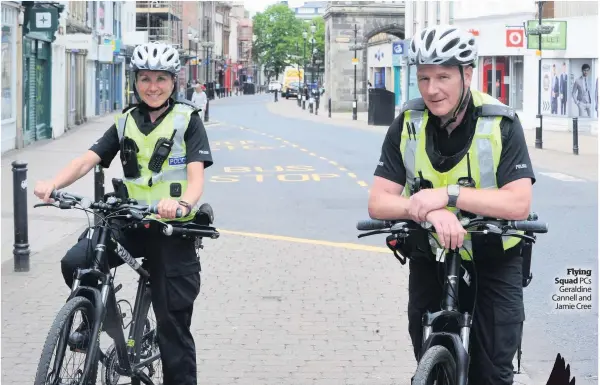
399, 89, 522, 260
115, 103, 196, 222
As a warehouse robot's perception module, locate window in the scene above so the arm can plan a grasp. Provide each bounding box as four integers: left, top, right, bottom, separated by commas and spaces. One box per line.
436, 1, 441, 24
424, 1, 429, 27
449, 1, 454, 25
1, 25, 13, 120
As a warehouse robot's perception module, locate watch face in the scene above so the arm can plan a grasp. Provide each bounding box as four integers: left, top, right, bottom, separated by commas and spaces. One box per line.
448, 185, 459, 196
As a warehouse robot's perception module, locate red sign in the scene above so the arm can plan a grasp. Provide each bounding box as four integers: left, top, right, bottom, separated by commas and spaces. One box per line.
506, 29, 524, 48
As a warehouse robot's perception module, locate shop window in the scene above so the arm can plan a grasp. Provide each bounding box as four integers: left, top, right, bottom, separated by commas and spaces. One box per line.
1, 25, 13, 120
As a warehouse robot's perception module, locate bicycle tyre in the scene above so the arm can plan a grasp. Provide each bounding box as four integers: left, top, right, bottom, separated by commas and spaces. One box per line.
412, 345, 457, 385
34, 296, 99, 385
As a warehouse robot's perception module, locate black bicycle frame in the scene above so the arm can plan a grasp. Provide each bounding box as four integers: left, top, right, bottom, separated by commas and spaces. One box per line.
64, 223, 159, 383
418, 248, 472, 385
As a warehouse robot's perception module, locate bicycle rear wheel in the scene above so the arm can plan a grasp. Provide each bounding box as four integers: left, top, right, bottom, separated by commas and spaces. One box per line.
34, 296, 99, 385
412, 345, 457, 385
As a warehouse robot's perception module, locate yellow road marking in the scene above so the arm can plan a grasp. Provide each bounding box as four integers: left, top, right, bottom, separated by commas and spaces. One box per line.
357, 181, 368, 187
309, 153, 317, 156
319, 156, 328, 160
292, 144, 299, 148
339, 167, 347, 171
218, 230, 390, 253
347, 173, 357, 179
300, 148, 308, 152
329, 161, 338, 166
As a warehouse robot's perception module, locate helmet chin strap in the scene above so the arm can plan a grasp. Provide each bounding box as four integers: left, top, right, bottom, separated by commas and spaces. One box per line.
439, 66, 470, 131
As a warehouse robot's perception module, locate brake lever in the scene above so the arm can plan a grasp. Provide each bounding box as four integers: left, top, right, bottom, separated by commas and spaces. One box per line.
33, 203, 58, 209
357, 229, 390, 238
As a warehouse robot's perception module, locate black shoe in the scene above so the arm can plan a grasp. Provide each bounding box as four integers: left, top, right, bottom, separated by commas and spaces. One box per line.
68, 323, 90, 351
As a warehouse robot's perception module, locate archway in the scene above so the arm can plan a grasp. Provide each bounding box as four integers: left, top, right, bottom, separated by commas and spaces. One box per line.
324, 2, 405, 114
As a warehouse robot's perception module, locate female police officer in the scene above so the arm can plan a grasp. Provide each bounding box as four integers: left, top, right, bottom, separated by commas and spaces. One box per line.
368, 25, 536, 384
34, 42, 213, 384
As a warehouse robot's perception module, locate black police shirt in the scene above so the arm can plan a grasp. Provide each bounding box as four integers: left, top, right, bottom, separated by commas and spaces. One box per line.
89, 101, 214, 170
374, 97, 536, 188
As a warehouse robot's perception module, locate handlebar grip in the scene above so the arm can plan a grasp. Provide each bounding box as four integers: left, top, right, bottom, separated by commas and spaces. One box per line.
356, 219, 392, 231
509, 220, 548, 233
148, 205, 183, 218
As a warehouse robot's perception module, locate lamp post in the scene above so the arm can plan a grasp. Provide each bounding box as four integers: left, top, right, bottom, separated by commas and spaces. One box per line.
200, 41, 215, 122
296, 41, 301, 107
524, 1, 553, 149
349, 24, 364, 121
308, 23, 316, 113
302, 29, 308, 110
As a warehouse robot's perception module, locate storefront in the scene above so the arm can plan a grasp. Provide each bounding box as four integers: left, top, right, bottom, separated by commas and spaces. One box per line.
1, 2, 18, 153
367, 42, 392, 90
456, 13, 598, 131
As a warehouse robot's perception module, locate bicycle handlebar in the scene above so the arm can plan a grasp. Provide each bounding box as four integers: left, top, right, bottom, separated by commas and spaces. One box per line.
356, 212, 548, 234
46, 190, 183, 218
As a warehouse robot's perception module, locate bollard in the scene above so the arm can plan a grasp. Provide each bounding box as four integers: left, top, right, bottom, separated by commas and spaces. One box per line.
328, 98, 331, 118
94, 165, 105, 225
274, 90, 278, 102
204, 98, 210, 122
12, 161, 30, 272
572, 117, 579, 155
298, 96, 301, 107
315, 97, 320, 116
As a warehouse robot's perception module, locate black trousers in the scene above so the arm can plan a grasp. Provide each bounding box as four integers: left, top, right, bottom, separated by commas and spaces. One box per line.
61, 225, 201, 385
408, 252, 525, 385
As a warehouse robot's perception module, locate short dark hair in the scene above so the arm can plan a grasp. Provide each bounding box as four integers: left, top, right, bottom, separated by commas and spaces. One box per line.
582, 64, 590, 71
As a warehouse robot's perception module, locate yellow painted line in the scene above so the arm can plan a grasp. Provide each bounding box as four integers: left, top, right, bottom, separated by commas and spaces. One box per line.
329, 161, 338, 166
275, 137, 282, 140
309, 152, 317, 156
357, 180, 368, 187
347, 173, 357, 179
292, 144, 299, 148
218, 229, 390, 253
300, 148, 308, 152
283, 140, 290, 144
339, 167, 347, 171
319, 156, 328, 160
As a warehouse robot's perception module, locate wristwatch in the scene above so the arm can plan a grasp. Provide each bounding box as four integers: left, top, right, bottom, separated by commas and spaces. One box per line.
178, 200, 192, 216
447, 184, 460, 207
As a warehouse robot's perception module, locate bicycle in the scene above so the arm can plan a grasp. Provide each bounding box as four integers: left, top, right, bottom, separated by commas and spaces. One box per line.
33, 188, 220, 385
356, 214, 548, 385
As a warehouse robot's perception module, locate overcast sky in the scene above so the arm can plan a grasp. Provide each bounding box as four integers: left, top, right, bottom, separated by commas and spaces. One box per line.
242, 0, 306, 16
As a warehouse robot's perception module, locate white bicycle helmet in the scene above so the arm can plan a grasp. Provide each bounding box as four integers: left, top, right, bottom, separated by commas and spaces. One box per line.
130, 42, 181, 74
408, 25, 478, 67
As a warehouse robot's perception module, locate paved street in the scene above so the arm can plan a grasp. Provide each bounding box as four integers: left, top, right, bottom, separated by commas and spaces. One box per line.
2, 93, 597, 384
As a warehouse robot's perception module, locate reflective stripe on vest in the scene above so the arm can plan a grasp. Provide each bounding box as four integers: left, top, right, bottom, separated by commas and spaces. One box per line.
400, 90, 522, 260
115, 104, 196, 222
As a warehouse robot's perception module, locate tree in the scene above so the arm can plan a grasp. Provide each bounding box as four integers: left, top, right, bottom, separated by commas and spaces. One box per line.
252, 4, 304, 79
289, 16, 325, 75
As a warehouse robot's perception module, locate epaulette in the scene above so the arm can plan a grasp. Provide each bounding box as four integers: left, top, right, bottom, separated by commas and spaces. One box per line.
477, 104, 515, 121
400, 98, 426, 113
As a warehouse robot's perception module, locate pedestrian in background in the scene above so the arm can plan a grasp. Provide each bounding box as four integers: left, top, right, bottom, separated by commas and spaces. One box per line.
191, 82, 207, 112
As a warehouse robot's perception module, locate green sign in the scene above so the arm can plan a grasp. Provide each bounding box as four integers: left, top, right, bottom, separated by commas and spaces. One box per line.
526, 20, 567, 50
28, 7, 58, 33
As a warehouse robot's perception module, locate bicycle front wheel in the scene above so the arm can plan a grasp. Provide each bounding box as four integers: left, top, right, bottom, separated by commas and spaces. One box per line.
412, 345, 457, 385
34, 296, 99, 385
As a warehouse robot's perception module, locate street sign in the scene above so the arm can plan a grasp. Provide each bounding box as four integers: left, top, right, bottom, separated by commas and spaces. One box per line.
352, 57, 359, 65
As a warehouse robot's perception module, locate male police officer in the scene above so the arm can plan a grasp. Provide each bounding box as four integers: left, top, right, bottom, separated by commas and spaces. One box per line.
34, 42, 213, 384
368, 25, 536, 384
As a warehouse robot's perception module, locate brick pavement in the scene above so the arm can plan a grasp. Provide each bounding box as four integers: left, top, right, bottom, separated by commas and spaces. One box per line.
1, 102, 539, 385
266, 99, 598, 181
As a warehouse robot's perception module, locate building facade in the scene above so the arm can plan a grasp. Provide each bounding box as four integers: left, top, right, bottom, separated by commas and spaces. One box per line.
1, 1, 20, 152
452, 0, 598, 131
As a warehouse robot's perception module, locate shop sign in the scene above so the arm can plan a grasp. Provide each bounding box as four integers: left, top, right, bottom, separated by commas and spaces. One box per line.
526, 20, 567, 50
